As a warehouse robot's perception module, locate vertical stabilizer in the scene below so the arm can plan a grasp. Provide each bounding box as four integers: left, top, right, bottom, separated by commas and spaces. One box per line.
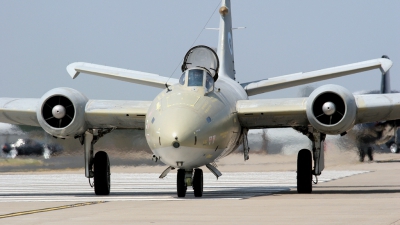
381, 55, 391, 94
217, 0, 235, 80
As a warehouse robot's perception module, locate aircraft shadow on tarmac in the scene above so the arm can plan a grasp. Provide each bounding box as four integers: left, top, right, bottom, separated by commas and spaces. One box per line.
0, 186, 292, 199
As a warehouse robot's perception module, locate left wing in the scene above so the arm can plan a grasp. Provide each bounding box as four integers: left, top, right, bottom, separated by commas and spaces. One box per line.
67, 62, 178, 88
237, 88, 400, 135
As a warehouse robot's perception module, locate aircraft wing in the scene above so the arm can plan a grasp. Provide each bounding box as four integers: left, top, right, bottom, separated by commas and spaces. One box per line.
236, 98, 308, 129
0, 98, 151, 129
241, 58, 392, 96
67, 62, 178, 88
85, 100, 150, 129
236, 93, 400, 131
0, 98, 40, 126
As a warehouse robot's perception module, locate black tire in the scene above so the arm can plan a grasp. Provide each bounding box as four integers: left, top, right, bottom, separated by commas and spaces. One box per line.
358, 149, 365, 162
193, 168, 203, 197
367, 147, 373, 161
177, 169, 187, 197
94, 151, 110, 195
297, 149, 312, 193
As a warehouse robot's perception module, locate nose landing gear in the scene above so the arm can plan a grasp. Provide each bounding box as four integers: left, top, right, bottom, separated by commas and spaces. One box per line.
177, 169, 187, 197
193, 169, 203, 197
176, 168, 204, 197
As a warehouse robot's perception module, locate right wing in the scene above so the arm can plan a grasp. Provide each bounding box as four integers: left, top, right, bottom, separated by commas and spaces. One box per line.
67, 62, 178, 88
0, 98, 151, 130
241, 58, 392, 96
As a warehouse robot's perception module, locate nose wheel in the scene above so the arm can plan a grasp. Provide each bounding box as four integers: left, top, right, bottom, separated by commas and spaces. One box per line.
94, 151, 111, 195
176, 168, 204, 197
297, 149, 312, 193
193, 168, 203, 197
177, 169, 187, 197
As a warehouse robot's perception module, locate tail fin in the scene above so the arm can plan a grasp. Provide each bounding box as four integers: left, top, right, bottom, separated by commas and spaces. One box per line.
217, 0, 236, 80
381, 55, 391, 94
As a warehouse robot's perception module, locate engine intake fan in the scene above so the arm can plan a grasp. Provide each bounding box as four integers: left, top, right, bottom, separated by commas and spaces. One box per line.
306, 84, 356, 135
42, 95, 75, 128
312, 92, 345, 125
37, 87, 88, 138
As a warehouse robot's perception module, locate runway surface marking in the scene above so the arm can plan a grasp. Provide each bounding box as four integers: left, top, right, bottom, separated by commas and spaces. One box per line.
0, 171, 367, 202
0, 201, 106, 219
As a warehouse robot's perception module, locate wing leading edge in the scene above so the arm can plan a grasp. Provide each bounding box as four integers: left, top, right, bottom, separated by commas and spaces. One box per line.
67, 62, 178, 88
242, 58, 392, 96
0, 98, 151, 130
237, 93, 400, 130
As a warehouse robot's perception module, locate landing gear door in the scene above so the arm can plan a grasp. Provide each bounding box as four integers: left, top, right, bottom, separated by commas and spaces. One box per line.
181, 45, 219, 81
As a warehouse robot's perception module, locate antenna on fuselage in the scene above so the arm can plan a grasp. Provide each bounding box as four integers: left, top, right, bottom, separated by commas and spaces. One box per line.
164, 2, 220, 89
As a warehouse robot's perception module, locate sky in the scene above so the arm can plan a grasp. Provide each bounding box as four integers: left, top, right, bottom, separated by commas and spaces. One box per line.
0, 0, 399, 101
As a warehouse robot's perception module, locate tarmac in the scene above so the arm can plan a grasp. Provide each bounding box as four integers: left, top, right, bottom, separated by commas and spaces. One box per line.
0, 149, 399, 225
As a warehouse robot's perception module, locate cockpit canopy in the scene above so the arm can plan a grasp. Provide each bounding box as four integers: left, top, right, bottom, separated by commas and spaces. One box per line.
181, 45, 219, 82
179, 68, 214, 93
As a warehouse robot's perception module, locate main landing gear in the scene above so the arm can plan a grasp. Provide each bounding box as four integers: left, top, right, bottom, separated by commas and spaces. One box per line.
295, 128, 326, 193
297, 149, 312, 193
94, 151, 111, 195
176, 168, 204, 197
82, 129, 113, 195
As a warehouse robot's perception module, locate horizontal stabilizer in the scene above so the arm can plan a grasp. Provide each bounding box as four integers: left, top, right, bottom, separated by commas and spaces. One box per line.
67, 62, 178, 89
242, 58, 393, 96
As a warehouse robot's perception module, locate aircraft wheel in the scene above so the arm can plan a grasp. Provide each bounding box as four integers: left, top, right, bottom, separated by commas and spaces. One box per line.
297, 149, 312, 193
94, 151, 110, 195
193, 168, 203, 197
390, 143, 400, 153
177, 169, 187, 197
367, 147, 373, 161
358, 149, 365, 162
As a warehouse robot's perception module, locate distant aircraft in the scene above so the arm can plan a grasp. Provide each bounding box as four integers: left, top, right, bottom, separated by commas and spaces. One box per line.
0, 0, 399, 196
2, 138, 63, 159
350, 56, 399, 161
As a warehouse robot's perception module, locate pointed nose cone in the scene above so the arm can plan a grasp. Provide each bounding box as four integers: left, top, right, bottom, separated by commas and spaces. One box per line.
160, 107, 203, 147
146, 106, 209, 169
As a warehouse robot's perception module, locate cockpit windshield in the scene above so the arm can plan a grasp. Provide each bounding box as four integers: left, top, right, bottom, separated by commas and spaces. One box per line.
179, 68, 214, 93
188, 69, 204, 86
205, 74, 214, 91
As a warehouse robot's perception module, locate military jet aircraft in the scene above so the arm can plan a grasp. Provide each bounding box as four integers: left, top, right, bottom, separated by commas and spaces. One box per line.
350, 56, 399, 161
0, 0, 399, 197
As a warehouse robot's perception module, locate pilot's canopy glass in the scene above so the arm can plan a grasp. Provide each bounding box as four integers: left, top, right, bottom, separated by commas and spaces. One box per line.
181, 45, 219, 81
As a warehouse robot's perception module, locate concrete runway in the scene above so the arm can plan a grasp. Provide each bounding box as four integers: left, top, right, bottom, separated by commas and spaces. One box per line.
0, 152, 399, 224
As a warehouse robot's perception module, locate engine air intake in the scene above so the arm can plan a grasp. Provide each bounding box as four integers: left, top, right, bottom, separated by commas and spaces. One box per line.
42, 95, 75, 128
312, 92, 345, 125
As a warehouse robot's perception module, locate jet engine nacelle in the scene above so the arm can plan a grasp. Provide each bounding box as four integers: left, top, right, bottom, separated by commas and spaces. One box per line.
37, 87, 88, 138
306, 84, 356, 135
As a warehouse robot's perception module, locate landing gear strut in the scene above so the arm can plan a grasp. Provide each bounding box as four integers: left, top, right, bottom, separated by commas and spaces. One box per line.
82, 129, 113, 195
295, 127, 326, 193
